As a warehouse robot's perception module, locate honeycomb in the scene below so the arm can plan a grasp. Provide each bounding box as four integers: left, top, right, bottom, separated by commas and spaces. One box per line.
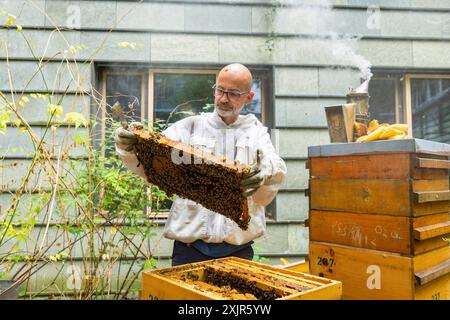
133, 128, 251, 229
157, 259, 315, 300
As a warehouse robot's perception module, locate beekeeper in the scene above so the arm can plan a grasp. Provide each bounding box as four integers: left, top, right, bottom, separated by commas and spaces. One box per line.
114, 63, 287, 266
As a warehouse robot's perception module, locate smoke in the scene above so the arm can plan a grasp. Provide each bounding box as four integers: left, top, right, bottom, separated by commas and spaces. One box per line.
330, 36, 373, 82
276, 0, 373, 82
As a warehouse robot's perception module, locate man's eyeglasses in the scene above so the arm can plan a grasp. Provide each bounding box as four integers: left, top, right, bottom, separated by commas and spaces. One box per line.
212, 84, 250, 101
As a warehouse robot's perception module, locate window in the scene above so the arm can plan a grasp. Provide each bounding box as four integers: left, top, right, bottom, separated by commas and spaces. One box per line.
98, 66, 273, 218
98, 68, 147, 155
242, 78, 264, 122
149, 69, 217, 127
408, 76, 450, 143
369, 73, 450, 144
368, 76, 402, 124
149, 69, 268, 127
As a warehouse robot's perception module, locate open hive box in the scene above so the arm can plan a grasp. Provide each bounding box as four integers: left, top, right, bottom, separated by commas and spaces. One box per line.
133, 129, 251, 229
141, 257, 342, 300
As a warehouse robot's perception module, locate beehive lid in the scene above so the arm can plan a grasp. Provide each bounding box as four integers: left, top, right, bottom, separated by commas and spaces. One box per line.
308, 138, 450, 157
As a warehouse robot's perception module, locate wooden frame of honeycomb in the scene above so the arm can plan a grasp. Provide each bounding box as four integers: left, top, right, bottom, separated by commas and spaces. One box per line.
141, 257, 342, 300
133, 128, 250, 229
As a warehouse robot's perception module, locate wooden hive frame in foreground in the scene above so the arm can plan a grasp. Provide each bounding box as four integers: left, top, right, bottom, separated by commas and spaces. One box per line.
133, 128, 251, 229
141, 257, 342, 300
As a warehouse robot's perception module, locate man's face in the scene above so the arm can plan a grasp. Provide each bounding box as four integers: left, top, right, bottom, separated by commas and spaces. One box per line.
214, 72, 254, 119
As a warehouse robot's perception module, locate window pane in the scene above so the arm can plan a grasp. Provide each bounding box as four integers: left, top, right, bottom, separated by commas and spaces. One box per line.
154, 73, 215, 125
411, 78, 450, 144
241, 79, 262, 122
103, 74, 143, 156
106, 74, 143, 123
369, 79, 396, 124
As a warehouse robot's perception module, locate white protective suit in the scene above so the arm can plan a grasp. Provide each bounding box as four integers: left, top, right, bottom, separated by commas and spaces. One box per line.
115, 109, 287, 245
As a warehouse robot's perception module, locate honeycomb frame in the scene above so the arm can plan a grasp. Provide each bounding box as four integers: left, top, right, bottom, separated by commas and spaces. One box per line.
133, 128, 251, 229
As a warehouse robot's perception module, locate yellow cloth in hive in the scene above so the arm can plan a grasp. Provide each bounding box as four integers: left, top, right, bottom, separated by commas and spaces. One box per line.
356, 120, 411, 142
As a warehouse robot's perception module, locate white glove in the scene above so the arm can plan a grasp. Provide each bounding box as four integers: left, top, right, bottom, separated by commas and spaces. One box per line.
114, 122, 144, 152
240, 149, 267, 197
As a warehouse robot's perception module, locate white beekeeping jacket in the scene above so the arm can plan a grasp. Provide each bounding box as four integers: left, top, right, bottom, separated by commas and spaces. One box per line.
115, 109, 287, 245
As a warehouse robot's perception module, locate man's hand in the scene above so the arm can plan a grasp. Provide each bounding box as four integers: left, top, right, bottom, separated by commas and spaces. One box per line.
240, 149, 266, 197
114, 121, 144, 152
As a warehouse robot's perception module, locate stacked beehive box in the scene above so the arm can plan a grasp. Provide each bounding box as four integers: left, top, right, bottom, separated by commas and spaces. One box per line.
307, 138, 450, 300
141, 257, 342, 300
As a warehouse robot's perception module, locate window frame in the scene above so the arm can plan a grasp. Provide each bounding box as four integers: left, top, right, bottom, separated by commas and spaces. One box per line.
147, 68, 219, 126
99, 66, 273, 219
403, 73, 450, 137
370, 72, 450, 137
148, 68, 268, 126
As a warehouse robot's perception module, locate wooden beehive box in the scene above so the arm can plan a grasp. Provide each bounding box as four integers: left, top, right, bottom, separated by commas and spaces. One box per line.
141, 257, 342, 300
133, 128, 250, 229
307, 138, 450, 300
309, 241, 449, 300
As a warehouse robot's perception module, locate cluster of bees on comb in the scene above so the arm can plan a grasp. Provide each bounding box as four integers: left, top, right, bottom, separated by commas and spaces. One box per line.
202, 266, 282, 300
133, 128, 251, 230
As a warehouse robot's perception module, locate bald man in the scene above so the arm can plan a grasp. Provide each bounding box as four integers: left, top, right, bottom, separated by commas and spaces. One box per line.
214, 63, 254, 124
114, 63, 287, 266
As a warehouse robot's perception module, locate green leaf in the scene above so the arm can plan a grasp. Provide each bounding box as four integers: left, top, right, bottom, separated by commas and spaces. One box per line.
5, 14, 16, 26
18, 289, 27, 297
74, 133, 83, 145
144, 258, 157, 270
68, 225, 81, 236
64, 112, 88, 128
93, 217, 104, 224
33, 204, 41, 214
47, 103, 63, 116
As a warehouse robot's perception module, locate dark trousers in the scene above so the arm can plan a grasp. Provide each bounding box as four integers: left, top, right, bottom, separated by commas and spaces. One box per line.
171, 240, 254, 266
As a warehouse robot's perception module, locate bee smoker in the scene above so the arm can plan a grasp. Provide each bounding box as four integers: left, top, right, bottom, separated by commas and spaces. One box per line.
324, 79, 371, 143
346, 79, 370, 140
